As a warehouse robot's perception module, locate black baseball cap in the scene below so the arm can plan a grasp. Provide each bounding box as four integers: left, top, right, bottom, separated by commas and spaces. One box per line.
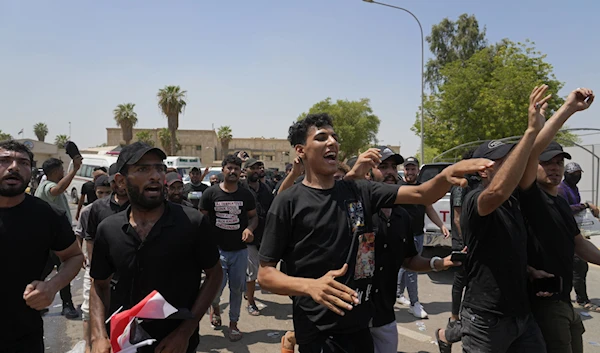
245, 158, 263, 169
94, 175, 110, 188
346, 156, 358, 169
403, 157, 419, 167
375, 145, 404, 165
116, 142, 167, 173
539, 141, 572, 162
108, 163, 118, 183
165, 172, 183, 186
190, 167, 200, 173
473, 140, 516, 161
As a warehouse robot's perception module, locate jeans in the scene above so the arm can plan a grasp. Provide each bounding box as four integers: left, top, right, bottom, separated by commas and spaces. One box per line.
41, 250, 72, 305
573, 255, 589, 303
461, 307, 546, 353
212, 248, 248, 323
370, 321, 398, 353
531, 300, 585, 353
397, 234, 424, 305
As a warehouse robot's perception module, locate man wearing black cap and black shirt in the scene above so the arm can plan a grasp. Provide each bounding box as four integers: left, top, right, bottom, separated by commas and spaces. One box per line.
89, 142, 223, 353
244, 158, 274, 316
366, 147, 461, 353
446, 86, 554, 353
257, 113, 491, 353
76, 166, 107, 221
166, 171, 194, 207
517, 87, 599, 353
183, 166, 208, 209
396, 156, 449, 319
200, 155, 258, 342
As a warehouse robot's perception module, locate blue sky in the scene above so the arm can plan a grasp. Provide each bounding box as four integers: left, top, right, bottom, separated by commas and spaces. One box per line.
2, 0, 599, 157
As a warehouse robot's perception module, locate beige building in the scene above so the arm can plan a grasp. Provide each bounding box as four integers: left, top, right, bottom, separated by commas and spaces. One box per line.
106, 128, 400, 171
14, 139, 70, 168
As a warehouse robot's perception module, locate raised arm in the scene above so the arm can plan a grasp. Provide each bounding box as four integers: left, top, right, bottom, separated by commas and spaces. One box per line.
520, 87, 594, 189
50, 156, 82, 196
277, 157, 304, 195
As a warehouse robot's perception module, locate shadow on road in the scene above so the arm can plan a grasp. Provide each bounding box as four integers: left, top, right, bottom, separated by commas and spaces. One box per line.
254, 298, 293, 321
197, 328, 287, 353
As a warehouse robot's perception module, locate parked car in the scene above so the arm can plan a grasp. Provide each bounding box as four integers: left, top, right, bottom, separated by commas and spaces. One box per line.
419, 163, 453, 248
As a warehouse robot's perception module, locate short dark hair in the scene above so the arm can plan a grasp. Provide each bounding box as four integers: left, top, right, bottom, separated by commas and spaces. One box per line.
288, 113, 334, 146
0, 140, 34, 163
94, 166, 108, 173
42, 158, 63, 175
222, 155, 242, 167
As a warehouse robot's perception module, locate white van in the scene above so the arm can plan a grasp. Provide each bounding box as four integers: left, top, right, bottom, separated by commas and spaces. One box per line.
66, 154, 118, 203
165, 156, 202, 182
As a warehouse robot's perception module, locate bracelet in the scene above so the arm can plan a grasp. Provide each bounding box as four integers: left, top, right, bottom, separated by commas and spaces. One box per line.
430, 256, 442, 272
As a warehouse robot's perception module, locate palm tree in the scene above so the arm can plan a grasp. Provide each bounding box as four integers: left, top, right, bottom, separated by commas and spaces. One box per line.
55, 134, 69, 148
217, 126, 233, 160
157, 86, 187, 155
113, 103, 138, 145
158, 128, 171, 153
135, 131, 155, 147
33, 123, 49, 142
0, 130, 12, 141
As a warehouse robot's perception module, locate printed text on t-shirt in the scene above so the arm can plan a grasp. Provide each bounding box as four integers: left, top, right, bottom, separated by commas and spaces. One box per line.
215, 201, 244, 230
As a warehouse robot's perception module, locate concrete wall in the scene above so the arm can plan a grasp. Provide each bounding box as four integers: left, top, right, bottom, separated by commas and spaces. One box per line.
15, 139, 70, 168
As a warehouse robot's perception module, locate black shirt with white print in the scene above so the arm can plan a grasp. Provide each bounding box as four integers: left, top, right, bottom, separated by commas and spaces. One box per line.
199, 184, 256, 251
259, 180, 400, 344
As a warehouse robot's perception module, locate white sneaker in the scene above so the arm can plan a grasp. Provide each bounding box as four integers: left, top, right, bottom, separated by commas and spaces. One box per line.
396, 295, 410, 306
409, 302, 428, 319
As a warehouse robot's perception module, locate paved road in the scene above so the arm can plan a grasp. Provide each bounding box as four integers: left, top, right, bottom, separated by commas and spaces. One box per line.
43, 205, 600, 352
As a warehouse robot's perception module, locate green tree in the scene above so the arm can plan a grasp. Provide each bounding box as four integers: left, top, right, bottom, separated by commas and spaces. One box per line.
158, 128, 181, 154
217, 126, 233, 160
54, 134, 69, 148
33, 123, 49, 142
425, 14, 487, 91
299, 98, 380, 161
414, 146, 440, 164
135, 131, 155, 147
0, 130, 12, 141
113, 103, 138, 145
412, 40, 579, 153
157, 85, 187, 155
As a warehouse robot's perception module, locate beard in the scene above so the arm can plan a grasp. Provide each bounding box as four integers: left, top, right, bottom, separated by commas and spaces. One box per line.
126, 182, 164, 210
383, 174, 398, 184
248, 174, 260, 182
0, 174, 28, 197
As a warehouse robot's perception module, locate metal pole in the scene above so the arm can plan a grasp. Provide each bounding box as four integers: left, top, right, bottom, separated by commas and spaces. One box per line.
69, 122, 72, 139
363, 0, 425, 162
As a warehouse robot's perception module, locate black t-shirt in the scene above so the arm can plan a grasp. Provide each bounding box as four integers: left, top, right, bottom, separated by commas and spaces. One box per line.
82, 181, 98, 204
199, 184, 256, 251
259, 180, 400, 344
398, 181, 426, 236
372, 206, 417, 327
461, 186, 530, 317
90, 202, 219, 347
247, 182, 274, 246
1, 195, 75, 342
520, 183, 579, 302
86, 193, 129, 241
183, 183, 208, 209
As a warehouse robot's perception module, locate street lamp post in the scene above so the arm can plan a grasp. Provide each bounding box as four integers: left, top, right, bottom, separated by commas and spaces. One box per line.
362, 0, 425, 163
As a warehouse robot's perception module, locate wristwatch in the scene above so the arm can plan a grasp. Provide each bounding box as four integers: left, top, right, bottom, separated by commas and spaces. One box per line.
430, 256, 442, 272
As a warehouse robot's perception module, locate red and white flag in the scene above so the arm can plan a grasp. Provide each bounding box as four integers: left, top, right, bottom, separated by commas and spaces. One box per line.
110, 290, 178, 352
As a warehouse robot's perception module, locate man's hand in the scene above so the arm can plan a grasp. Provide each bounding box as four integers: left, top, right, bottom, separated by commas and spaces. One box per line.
91, 337, 112, 353
73, 155, 83, 171
443, 158, 494, 187
565, 87, 594, 112
589, 203, 599, 218
437, 248, 466, 270
528, 267, 555, 298
441, 225, 450, 239
528, 85, 553, 132
346, 148, 381, 180
23, 280, 58, 310
201, 167, 210, 180
242, 228, 254, 243
290, 157, 304, 177
307, 264, 359, 316
154, 328, 190, 353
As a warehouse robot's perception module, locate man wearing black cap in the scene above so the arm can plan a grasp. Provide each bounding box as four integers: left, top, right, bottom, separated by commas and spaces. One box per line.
76, 166, 107, 221
396, 156, 449, 319
89, 142, 223, 353
559, 161, 600, 313
166, 171, 194, 207
183, 166, 209, 209
244, 158, 274, 316
515, 86, 598, 353
445, 85, 554, 353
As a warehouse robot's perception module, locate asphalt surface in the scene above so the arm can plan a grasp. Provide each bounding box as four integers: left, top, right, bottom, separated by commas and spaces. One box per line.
43, 205, 600, 352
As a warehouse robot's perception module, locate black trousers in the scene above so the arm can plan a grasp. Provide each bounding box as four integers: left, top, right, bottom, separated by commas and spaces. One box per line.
451, 266, 467, 316
298, 328, 374, 353
6, 334, 44, 353
41, 250, 73, 304
573, 255, 589, 303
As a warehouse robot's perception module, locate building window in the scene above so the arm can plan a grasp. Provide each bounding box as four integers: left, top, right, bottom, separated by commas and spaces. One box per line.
265, 155, 274, 161
196, 145, 202, 151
